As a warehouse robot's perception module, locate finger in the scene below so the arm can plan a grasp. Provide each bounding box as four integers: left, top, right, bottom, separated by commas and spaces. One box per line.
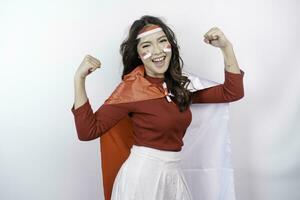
90, 57, 101, 65
204, 29, 215, 38
87, 66, 98, 74
85, 54, 95, 60
89, 68, 96, 72
212, 29, 224, 37
203, 38, 210, 43
207, 30, 220, 40
87, 58, 101, 68
85, 62, 96, 70
205, 28, 220, 39
85, 55, 101, 66
85, 55, 98, 63
209, 34, 214, 40
92, 59, 101, 68
204, 32, 214, 40
209, 27, 219, 34
203, 32, 212, 42
90, 66, 100, 72
211, 32, 219, 40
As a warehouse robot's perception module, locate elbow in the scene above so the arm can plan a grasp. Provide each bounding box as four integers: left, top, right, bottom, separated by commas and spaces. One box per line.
76, 127, 100, 141
77, 134, 92, 141
76, 130, 91, 141
230, 90, 244, 102
235, 93, 244, 101
237, 87, 245, 100
223, 83, 244, 102
77, 134, 99, 141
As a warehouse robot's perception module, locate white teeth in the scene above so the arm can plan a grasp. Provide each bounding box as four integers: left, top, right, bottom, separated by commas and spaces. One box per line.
152, 57, 165, 62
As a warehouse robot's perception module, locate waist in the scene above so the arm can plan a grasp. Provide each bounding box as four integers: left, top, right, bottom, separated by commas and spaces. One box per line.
130, 145, 182, 163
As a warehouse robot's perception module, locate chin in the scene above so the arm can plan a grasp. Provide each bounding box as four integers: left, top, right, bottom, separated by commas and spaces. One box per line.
151, 63, 169, 74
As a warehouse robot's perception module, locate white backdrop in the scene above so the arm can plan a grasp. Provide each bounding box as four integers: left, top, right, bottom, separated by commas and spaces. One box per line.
1, 0, 299, 199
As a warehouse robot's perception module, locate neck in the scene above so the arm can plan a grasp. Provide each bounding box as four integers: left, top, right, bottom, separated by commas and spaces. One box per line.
144, 72, 164, 84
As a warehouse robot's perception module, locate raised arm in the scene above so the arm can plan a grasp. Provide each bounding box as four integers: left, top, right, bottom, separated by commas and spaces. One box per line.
192, 27, 245, 103
73, 54, 101, 109
71, 54, 133, 141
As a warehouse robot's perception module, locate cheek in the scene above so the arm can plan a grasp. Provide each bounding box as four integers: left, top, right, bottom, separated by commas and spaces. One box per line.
163, 44, 172, 53
141, 51, 152, 60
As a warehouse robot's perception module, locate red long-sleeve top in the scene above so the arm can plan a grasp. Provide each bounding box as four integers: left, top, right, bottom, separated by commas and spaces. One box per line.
71, 69, 244, 151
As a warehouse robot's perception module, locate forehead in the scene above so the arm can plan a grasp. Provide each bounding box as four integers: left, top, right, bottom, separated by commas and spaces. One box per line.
138, 30, 167, 44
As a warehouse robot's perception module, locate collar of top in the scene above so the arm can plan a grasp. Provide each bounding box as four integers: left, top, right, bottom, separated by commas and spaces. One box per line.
144, 73, 164, 84
136, 24, 163, 39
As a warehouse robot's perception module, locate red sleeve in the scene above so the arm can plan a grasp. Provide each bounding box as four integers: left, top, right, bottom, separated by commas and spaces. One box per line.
192, 69, 245, 103
71, 99, 134, 141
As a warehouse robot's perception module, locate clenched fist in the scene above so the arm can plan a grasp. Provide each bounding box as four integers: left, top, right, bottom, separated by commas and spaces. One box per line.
75, 55, 101, 78
203, 27, 231, 49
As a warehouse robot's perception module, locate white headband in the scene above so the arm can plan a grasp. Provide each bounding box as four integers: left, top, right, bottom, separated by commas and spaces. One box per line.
136, 27, 163, 39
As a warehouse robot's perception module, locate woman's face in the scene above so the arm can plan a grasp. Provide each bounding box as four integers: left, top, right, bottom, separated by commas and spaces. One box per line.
137, 30, 172, 78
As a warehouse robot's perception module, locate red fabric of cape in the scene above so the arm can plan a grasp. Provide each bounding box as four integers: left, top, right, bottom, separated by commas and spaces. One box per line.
100, 65, 166, 200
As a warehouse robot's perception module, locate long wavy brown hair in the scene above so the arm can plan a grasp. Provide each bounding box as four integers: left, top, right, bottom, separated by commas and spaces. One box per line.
120, 15, 193, 112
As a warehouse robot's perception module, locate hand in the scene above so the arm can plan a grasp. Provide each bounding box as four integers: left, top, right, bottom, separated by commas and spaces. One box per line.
75, 55, 101, 79
203, 27, 232, 49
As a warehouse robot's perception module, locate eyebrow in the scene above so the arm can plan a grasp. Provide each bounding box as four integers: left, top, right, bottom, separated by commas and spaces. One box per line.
139, 35, 167, 46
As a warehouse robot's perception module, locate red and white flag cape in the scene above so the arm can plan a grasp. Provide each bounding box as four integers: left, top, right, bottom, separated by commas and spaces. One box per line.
100, 65, 236, 200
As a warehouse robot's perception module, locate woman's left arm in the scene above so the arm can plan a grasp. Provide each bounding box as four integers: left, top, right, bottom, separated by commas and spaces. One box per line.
192, 27, 245, 103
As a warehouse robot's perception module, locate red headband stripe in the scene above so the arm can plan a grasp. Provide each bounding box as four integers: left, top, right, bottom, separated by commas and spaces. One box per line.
136, 24, 162, 39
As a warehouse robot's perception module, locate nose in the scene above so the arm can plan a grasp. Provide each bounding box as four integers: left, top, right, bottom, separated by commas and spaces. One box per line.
152, 42, 163, 55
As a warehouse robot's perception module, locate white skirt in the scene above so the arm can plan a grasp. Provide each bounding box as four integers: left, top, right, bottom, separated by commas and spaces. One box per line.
111, 145, 193, 200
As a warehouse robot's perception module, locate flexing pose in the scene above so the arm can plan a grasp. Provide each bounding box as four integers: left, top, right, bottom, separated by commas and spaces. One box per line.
72, 15, 244, 200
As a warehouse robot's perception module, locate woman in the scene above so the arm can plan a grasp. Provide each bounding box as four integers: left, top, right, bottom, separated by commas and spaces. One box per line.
71, 15, 244, 200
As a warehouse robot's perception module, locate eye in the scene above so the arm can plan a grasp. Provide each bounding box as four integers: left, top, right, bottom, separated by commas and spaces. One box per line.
160, 39, 168, 43
142, 44, 150, 48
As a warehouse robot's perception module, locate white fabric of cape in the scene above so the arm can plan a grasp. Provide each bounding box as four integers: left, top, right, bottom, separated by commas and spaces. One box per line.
181, 71, 236, 200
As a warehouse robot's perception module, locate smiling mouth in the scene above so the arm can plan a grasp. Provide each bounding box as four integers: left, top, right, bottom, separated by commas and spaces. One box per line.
152, 56, 166, 67
152, 56, 166, 62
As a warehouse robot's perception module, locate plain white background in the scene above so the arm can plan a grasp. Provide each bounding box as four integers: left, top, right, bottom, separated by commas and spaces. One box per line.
1, 0, 299, 199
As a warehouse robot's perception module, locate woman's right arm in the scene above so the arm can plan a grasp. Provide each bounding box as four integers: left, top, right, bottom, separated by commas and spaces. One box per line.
71, 99, 134, 141
74, 54, 100, 109
71, 55, 133, 141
